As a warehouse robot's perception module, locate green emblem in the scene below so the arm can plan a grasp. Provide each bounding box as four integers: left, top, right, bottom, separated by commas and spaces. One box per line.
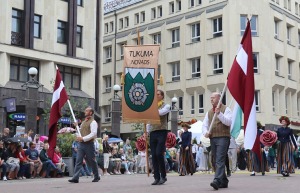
124, 68, 155, 112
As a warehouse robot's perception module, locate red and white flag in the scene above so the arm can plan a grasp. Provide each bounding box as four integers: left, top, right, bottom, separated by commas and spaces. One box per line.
227, 20, 259, 158
48, 66, 68, 159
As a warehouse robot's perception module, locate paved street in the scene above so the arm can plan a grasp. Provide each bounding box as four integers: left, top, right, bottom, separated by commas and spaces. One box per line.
0, 170, 299, 193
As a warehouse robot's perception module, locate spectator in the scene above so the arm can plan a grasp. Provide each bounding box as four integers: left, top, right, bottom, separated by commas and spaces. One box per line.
138, 150, 147, 174
0, 141, 8, 181
126, 148, 136, 174
16, 145, 30, 179
118, 148, 130, 174
33, 134, 43, 153
123, 138, 132, 154
6, 143, 20, 180
39, 141, 61, 178
72, 140, 79, 167
52, 146, 66, 174
102, 135, 112, 175
25, 142, 42, 178
110, 148, 122, 174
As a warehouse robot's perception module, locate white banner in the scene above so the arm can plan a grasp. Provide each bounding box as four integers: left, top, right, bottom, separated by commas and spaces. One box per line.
104, 0, 144, 14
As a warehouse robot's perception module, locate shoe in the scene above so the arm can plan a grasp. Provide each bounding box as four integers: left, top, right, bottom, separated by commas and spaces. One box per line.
3, 176, 7, 181
158, 177, 167, 185
68, 179, 79, 183
250, 173, 255, 176
210, 181, 219, 190
151, 179, 160, 185
92, 177, 100, 182
262, 172, 265, 176
227, 170, 231, 177
219, 183, 228, 188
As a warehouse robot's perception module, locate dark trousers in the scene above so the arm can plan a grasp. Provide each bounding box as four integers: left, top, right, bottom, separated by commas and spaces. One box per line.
150, 130, 168, 180
211, 137, 230, 185
72, 142, 99, 180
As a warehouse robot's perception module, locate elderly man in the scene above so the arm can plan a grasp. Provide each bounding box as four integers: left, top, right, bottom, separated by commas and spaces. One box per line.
202, 92, 232, 190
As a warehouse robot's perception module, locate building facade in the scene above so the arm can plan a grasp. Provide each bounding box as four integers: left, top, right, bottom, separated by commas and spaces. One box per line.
101, 0, 300, 135
0, 0, 100, 136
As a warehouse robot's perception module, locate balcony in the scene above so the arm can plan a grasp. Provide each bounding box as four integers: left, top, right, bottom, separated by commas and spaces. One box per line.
11, 32, 23, 46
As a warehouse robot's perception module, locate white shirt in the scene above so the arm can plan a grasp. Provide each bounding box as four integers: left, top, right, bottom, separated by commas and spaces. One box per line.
202, 106, 232, 135
80, 120, 98, 142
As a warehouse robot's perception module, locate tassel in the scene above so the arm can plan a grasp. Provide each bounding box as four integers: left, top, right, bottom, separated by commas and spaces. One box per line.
121, 73, 125, 85
159, 74, 164, 86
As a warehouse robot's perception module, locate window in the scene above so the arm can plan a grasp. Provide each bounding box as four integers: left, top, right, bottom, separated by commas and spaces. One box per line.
275, 55, 280, 76
57, 20, 67, 43
77, 0, 83, 6
213, 17, 222, 37
190, 0, 195, 7
12, 9, 22, 33
191, 23, 200, 42
240, 15, 257, 36
253, 53, 258, 73
191, 58, 200, 78
104, 105, 111, 122
10, 56, 39, 82
151, 7, 156, 19
158, 6, 162, 17
296, 2, 299, 15
288, 60, 292, 79
141, 11, 145, 23
76, 25, 82, 47
213, 54, 223, 74
179, 96, 183, 115
135, 13, 139, 24
104, 76, 112, 92
171, 62, 180, 81
34, 15, 41, 38
110, 21, 114, 32
125, 17, 129, 27
287, 25, 291, 44
298, 31, 300, 48
153, 33, 161, 44
274, 20, 279, 39
119, 42, 126, 60
198, 94, 204, 113
169, 2, 174, 14
119, 18, 123, 29
11, 9, 23, 46
176, 0, 181, 11
105, 46, 112, 63
255, 90, 260, 112
272, 91, 275, 113
197, 0, 202, 5
191, 95, 195, 114
57, 65, 81, 89
157, 65, 161, 84
172, 28, 180, 47
105, 23, 109, 33
285, 94, 288, 114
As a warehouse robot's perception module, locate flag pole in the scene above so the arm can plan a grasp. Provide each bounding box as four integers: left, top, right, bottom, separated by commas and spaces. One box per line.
208, 82, 228, 134
67, 100, 82, 137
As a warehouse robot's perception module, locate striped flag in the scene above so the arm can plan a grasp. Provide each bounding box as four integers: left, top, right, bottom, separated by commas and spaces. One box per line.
230, 101, 242, 139
227, 20, 259, 159
48, 66, 68, 159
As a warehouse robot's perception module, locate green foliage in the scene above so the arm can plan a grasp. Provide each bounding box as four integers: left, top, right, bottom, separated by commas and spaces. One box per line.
57, 133, 76, 157
131, 123, 144, 138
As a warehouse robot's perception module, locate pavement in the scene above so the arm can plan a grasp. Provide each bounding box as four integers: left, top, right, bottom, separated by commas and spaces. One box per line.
0, 170, 299, 193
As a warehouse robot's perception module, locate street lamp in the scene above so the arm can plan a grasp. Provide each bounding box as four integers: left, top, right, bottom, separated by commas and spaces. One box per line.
21, 67, 43, 135
111, 84, 121, 137
171, 97, 178, 135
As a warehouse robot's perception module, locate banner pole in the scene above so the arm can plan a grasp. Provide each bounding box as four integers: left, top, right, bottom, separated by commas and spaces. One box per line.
208, 82, 228, 134
67, 100, 81, 137
144, 123, 150, 177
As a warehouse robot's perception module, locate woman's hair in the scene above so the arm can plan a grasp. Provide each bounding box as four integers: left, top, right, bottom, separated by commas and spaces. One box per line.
157, 89, 165, 99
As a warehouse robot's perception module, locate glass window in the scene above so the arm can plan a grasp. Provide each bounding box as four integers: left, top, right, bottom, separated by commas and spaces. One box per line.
191, 58, 200, 78
177, 0, 181, 11
10, 56, 40, 82
169, 2, 174, 14
213, 54, 223, 74
198, 94, 204, 113
213, 17, 222, 37
105, 46, 112, 62
125, 17, 129, 27
191, 95, 195, 114
179, 96, 183, 115
158, 6, 162, 17
135, 13, 139, 24
171, 62, 180, 81
57, 20, 67, 43
255, 90, 260, 112
34, 15, 41, 38
57, 65, 81, 89
77, 0, 83, 6
153, 33, 161, 44
119, 18, 123, 29
12, 9, 22, 33
274, 20, 279, 39
151, 8, 156, 19
287, 26, 291, 44
76, 25, 82, 47
191, 23, 200, 42
172, 28, 180, 48
240, 15, 258, 36
105, 76, 112, 92
253, 53, 258, 73
190, 0, 195, 7
141, 11, 145, 23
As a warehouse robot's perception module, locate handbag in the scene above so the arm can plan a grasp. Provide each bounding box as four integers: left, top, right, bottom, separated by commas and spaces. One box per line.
6, 157, 20, 165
